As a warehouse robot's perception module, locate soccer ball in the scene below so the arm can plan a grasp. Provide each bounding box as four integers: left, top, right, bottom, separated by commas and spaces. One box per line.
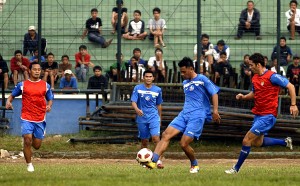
136, 148, 153, 163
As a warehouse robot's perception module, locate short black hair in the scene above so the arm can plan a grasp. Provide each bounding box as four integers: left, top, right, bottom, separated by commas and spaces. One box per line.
14, 50, 22, 56
29, 62, 40, 70
280, 36, 286, 41
134, 10, 141, 16
47, 52, 55, 58
247, 1, 254, 5
201, 33, 209, 40
155, 48, 163, 54
61, 54, 69, 60
178, 57, 194, 69
249, 53, 265, 67
93, 65, 102, 72
133, 48, 141, 53
290, 0, 298, 6
244, 54, 250, 59
79, 45, 87, 51
217, 39, 225, 46
220, 51, 227, 56
153, 7, 161, 14
116, 0, 124, 5
115, 52, 123, 57
91, 8, 98, 13
143, 69, 154, 77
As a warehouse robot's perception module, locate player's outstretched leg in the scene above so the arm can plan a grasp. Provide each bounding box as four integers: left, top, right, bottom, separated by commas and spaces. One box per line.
261, 137, 293, 150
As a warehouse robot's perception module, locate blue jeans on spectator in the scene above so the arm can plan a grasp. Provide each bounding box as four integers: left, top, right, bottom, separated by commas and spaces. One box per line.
88, 32, 105, 47
75, 64, 89, 82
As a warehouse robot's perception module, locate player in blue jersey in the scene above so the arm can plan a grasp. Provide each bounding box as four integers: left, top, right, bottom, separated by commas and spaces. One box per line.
131, 70, 164, 168
144, 57, 221, 173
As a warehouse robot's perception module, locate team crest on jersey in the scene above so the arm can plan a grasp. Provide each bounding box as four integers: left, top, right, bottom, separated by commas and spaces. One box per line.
261, 81, 264, 86
145, 96, 150, 101
189, 85, 194, 91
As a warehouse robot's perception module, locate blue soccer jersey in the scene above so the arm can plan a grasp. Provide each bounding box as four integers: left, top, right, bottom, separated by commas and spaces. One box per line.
131, 84, 163, 123
182, 74, 219, 118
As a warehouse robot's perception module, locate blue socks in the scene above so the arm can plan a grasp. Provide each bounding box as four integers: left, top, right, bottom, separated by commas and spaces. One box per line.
152, 153, 160, 163
262, 137, 286, 147
191, 159, 198, 166
234, 145, 251, 172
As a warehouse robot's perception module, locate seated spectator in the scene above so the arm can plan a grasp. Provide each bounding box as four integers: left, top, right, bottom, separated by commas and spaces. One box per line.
106, 53, 128, 81
214, 51, 233, 84
271, 58, 286, 76
122, 10, 147, 40
213, 39, 230, 64
81, 8, 113, 48
10, 50, 30, 86
129, 56, 145, 82
148, 48, 166, 81
58, 54, 72, 78
29, 48, 46, 63
0, 0, 6, 12
286, 54, 300, 95
23, 26, 47, 56
87, 66, 108, 89
148, 7, 167, 48
59, 69, 78, 90
128, 48, 147, 67
42, 52, 58, 89
239, 54, 251, 90
271, 36, 292, 66
193, 33, 214, 73
111, 0, 128, 34
263, 56, 271, 70
75, 45, 94, 82
0, 54, 8, 89
235, 1, 261, 40
285, 0, 300, 40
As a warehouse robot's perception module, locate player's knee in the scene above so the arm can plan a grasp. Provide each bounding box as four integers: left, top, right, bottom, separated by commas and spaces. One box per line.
242, 138, 251, 146
179, 140, 189, 149
32, 144, 41, 150
23, 137, 32, 147
161, 131, 172, 141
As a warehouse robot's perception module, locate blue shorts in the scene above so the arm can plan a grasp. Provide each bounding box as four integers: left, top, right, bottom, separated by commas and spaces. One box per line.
169, 111, 205, 139
21, 120, 46, 139
250, 114, 276, 136
137, 120, 160, 139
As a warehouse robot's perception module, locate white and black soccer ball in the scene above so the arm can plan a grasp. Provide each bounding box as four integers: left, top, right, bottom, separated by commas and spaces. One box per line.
136, 148, 153, 163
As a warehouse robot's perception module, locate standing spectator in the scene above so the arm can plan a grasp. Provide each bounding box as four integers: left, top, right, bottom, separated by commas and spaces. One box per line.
148, 7, 167, 48
225, 53, 298, 174
239, 54, 252, 90
42, 53, 58, 90
235, 1, 261, 40
271, 36, 292, 66
122, 10, 148, 40
81, 8, 113, 48
148, 48, 166, 80
131, 70, 164, 168
58, 55, 72, 78
75, 45, 94, 82
23, 26, 47, 56
285, 0, 300, 40
59, 69, 78, 90
29, 48, 46, 63
111, 0, 128, 34
0, 54, 8, 89
286, 54, 300, 95
213, 39, 230, 62
87, 66, 108, 89
10, 50, 30, 86
5, 62, 54, 172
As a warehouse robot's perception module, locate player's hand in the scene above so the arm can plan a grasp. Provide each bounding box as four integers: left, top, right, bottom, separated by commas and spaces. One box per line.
135, 109, 144, 116
212, 111, 221, 124
46, 105, 52, 112
236, 93, 244, 100
5, 101, 13, 110
290, 105, 299, 118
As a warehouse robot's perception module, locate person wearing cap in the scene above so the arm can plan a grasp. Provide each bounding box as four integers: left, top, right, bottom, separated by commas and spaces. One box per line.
81, 8, 113, 48
59, 69, 78, 90
212, 39, 230, 63
286, 54, 300, 95
87, 66, 107, 89
23, 26, 38, 56
111, 0, 128, 34
235, 1, 261, 40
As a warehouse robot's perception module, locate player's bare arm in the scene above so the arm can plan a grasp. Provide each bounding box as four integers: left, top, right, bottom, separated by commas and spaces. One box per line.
286, 83, 299, 118
46, 100, 53, 113
132, 102, 143, 116
5, 95, 14, 110
211, 94, 221, 123
236, 91, 254, 100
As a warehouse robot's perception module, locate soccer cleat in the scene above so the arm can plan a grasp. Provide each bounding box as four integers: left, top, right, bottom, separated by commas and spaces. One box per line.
225, 167, 238, 174
285, 137, 293, 150
189, 165, 199, 173
157, 160, 164, 169
144, 161, 157, 169
27, 164, 34, 172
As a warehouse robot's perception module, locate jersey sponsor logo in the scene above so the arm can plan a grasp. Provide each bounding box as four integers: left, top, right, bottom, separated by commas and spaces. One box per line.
137, 90, 159, 97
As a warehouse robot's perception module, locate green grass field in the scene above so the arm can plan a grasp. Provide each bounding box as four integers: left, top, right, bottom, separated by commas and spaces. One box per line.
0, 159, 300, 186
